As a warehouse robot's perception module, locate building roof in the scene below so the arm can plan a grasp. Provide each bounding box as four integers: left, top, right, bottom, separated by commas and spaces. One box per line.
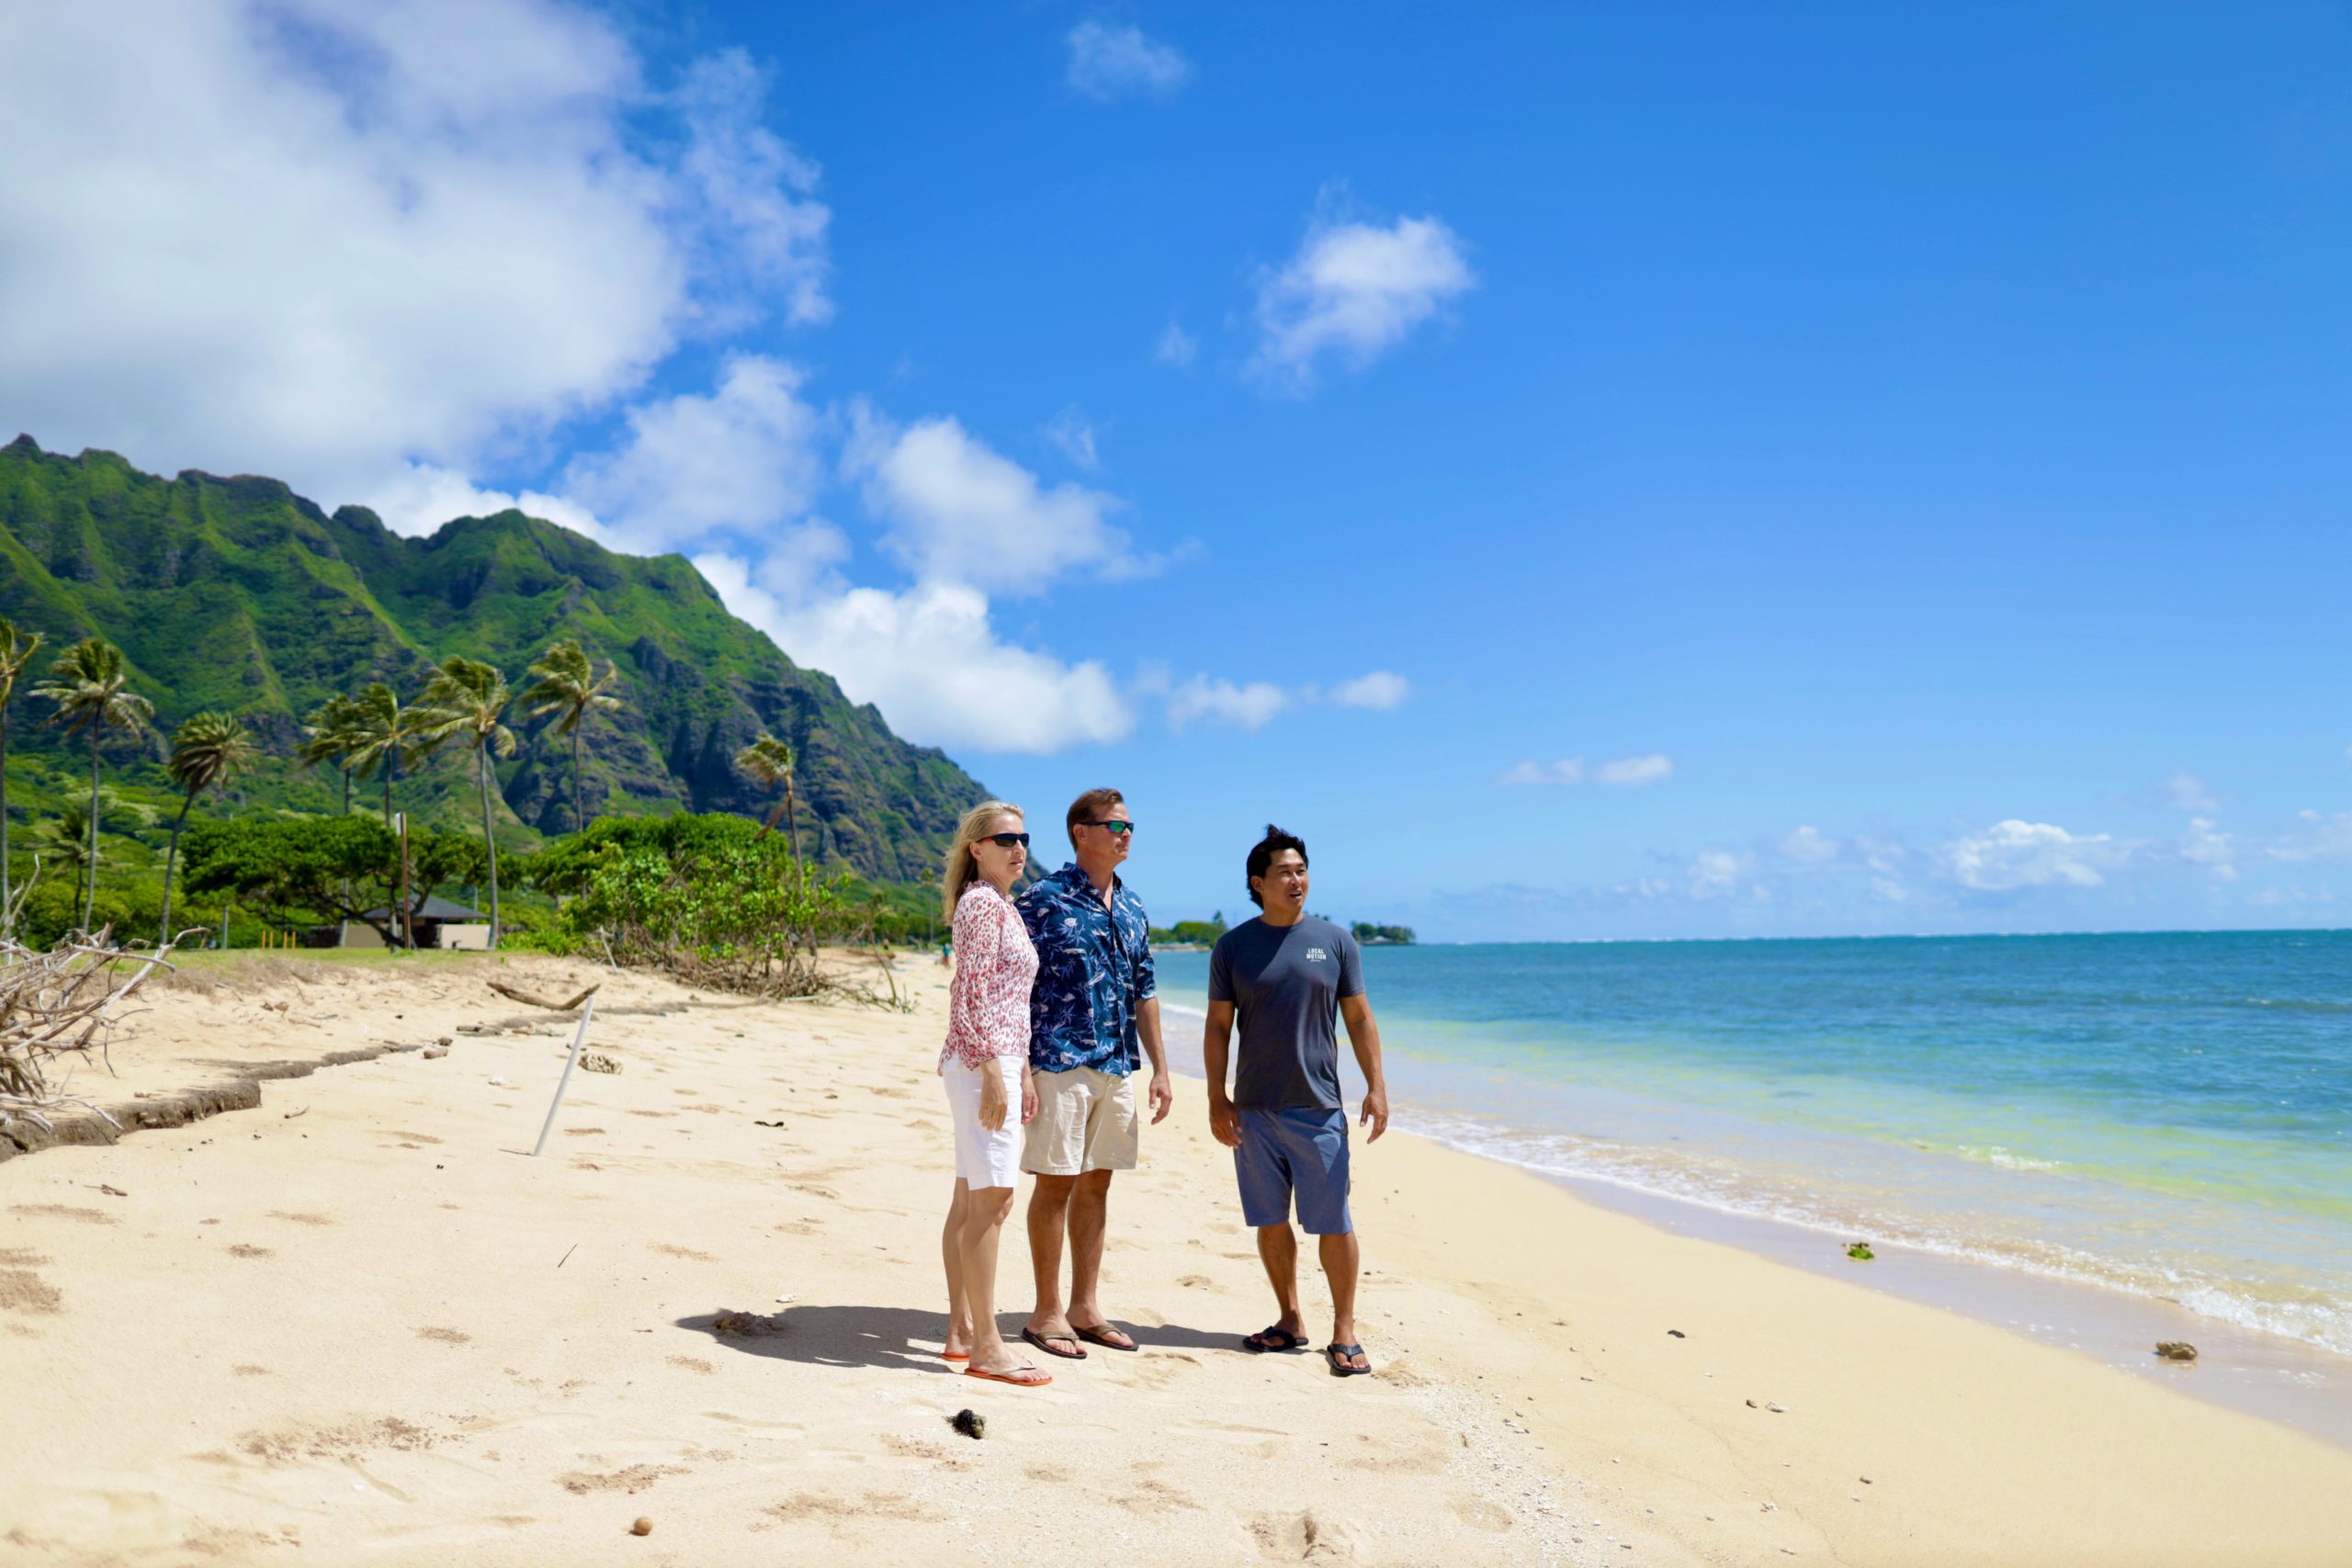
358, 895, 486, 921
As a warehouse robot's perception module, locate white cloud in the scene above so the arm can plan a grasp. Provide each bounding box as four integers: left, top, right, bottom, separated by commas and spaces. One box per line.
1065, 21, 1191, 101
1251, 201, 1476, 390
671, 51, 831, 329
1155, 323, 1198, 367
1498, 759, 1585, 786
695, 555, 1130, 754
367, 463, 611, 542
1042, 408, 1100, 471
2268, 811, 2352, 863
1329, 671, 1410, 711
1595, 753, 1674, 787
1496, 752, 1673, 788
1778, 825, 1839, 863
1939, 820, 2130, 892
843, 407, 1131, 594
0, 1, 828, 509
1168, 677, 1291, 731
2179, 817, 2236, 881
2165, 771, 2220, 814
562, 356, 825, 550
1688, 850, 1751, 899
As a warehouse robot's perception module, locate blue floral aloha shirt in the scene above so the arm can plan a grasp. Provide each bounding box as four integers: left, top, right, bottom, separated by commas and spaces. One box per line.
1016, 863, 1157, 1077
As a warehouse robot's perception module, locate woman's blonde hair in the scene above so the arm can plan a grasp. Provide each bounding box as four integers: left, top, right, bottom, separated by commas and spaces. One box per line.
943, 799, 1023, 923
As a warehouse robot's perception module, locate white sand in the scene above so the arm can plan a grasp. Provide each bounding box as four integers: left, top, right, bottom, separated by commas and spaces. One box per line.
5, 951, 2350, 1565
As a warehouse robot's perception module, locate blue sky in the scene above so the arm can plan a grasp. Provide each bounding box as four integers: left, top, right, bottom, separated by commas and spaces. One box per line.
4, 2, 2350, 938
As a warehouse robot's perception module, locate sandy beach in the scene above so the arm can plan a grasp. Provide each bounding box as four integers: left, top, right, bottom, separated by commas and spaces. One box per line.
6, 950, 2352, 1567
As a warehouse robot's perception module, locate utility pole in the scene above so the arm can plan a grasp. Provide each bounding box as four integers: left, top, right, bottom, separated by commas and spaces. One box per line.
395, 811, 413, 953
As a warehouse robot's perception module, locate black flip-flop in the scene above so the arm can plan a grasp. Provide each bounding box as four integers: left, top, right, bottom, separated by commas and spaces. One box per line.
1072, 1322, 1138, 1352
1243, 1325, 1309, 1354
1326, 1342, 1371, 1377
1022, 1325, 1087, 1360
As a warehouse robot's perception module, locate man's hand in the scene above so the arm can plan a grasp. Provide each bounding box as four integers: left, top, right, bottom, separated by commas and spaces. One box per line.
978, 1067, 1009, 1132
1360, 1085, 1389, 1143
1148, 1070, 1173, 1125
1208, 1094, 1241, 1149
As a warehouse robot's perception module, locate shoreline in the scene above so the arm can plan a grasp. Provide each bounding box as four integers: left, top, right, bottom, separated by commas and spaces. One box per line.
1154, 987, 2352, 1452
5, 953, 2350, 1563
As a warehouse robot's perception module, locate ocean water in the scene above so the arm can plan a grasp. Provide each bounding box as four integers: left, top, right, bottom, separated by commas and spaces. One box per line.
1151, 931, 2352, 1372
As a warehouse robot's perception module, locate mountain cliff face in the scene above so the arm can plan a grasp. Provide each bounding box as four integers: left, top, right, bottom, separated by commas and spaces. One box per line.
0, 436, 987, 881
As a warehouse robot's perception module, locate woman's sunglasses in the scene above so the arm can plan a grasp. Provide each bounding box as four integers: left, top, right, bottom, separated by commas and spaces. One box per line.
984, 832, 1032, 848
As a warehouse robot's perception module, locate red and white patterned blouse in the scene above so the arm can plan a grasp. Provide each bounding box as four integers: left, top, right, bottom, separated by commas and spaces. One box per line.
939, 880, 1038, 1072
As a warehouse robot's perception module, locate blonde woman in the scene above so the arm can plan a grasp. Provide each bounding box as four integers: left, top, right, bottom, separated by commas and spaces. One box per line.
938, 801, 1048, 1387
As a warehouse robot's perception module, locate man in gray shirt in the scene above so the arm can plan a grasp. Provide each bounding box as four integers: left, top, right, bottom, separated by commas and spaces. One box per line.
1203, 824, 1390, 1377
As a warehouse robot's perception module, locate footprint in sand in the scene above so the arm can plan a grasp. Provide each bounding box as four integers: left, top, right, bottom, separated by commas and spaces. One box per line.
268, 1212, 335, 1227
227, 1244, 273, 1259
8, 1204, 117, 1225
557, 1463, 680, 1495
651, 1244, 715, 1262
415, 1327, 471, 1345
667, 1356, 715, 1374
1176, 1274, 1213, 1288
0, 1267, 63, 1314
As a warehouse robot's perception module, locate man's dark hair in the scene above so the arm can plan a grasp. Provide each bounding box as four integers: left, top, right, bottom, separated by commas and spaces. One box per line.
1245, 824, 1307, 908
1066, 786, 1125, 848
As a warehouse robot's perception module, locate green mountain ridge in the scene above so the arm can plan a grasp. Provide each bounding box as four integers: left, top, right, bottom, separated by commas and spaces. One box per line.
0, 435, 989, 880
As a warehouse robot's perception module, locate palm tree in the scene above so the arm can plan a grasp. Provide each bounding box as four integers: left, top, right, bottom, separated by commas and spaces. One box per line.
342, 682, 417, 827
412, 656, 517, 948
519, 638, 620, 835
298, 693, 364, 815
33, 637, 153, 932
0, 617, 44, 938
733, 734, 802, 868
28, 804, 97, 888
159, 713, 259, 943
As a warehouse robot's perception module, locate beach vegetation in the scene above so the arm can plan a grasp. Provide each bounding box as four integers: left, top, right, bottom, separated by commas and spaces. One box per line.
410, 657, 518, 949
158, 713, 260, 943
181, 815, 484, 947
0, 615, 44, 937
1351, 921, 1417, 945
296, 692, 365, 816
522, 811, 852, 996
33, 637, 153, 934
733, 733, 802, 868
520, 637, 621, 835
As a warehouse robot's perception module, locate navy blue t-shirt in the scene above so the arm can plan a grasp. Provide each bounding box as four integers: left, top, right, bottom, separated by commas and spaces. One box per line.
1208, 916, 1364, 1110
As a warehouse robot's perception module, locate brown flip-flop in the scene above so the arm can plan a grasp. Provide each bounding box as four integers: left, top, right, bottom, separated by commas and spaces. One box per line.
1021, 1325, 1087, 1359
1072, 1323, 1137, 1352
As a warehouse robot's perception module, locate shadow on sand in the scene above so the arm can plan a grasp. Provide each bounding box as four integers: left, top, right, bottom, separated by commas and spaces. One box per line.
678, 1305, 1249, 1370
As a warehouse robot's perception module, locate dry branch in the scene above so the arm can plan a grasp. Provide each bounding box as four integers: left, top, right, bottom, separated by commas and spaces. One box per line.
0, 924, 199, 1124
484, 979, 601, 1012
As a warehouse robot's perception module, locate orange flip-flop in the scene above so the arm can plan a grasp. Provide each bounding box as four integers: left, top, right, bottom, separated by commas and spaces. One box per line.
964, 1363, 1052, 1388
939, 1350, 968, 1362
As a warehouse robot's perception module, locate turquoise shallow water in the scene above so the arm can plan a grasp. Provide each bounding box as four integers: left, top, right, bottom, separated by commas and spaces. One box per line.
1153, 931, 2352, 1359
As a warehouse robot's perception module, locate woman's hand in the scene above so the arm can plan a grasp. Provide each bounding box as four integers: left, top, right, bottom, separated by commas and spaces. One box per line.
978, 1063, 1009, 1132
1021, 1068, 1039, 1126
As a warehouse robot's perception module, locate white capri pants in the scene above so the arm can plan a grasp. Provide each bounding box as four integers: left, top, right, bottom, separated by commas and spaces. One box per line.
943, 1056, 1023, 1189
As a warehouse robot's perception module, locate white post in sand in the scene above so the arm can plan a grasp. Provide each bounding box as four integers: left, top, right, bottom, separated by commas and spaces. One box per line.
531, 994, 599, 1157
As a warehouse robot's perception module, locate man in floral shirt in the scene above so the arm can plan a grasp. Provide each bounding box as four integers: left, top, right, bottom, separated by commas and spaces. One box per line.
1015, 786, 1171, 1359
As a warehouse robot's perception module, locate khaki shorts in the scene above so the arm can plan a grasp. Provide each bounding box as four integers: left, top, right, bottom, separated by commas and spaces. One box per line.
1022, 1066, 1140, 1175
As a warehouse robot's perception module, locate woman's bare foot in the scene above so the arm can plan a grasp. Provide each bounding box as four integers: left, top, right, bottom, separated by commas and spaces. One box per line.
943, 1320, 975, 1359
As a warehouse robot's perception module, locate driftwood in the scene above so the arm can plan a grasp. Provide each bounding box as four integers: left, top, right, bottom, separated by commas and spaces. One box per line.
0, 923, 198, 1132
484, 979, 601, 1012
